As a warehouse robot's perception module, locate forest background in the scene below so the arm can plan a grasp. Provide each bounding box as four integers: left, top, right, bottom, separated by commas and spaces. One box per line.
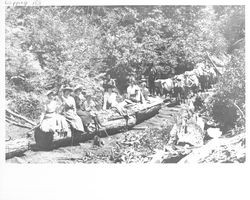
5, 5, 245, 130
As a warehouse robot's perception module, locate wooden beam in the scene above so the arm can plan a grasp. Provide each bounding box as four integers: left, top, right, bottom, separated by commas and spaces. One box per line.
6, 109, 36, 126
6, 118, 32, 129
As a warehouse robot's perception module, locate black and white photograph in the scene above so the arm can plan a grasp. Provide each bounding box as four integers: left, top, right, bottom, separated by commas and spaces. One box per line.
1, 1, 249, 200
4, 3, 245, 165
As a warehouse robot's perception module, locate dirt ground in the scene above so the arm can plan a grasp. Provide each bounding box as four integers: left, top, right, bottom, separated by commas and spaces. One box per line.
5, 123, 31, 141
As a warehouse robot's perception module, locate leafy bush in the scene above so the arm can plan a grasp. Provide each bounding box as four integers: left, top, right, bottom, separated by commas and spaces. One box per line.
205, 48, 245, 132
6, 89, 44, 121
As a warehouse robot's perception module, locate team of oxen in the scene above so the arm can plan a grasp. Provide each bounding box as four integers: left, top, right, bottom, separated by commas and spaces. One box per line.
151, 63, 220, 103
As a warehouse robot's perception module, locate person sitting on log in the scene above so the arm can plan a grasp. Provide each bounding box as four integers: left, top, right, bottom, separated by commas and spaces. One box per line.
74, 86, 93, 133
127, 78, 145, 104
139, 81, 150, 101
103, 84, 127, 116
83, 93, 104, 131
103, 84, 119, 110
58, 86, 84, 134
74, 85, 86, 102
38, 90, 70, 138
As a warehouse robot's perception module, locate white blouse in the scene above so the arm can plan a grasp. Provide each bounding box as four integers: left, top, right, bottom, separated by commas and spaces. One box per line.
127, 85, 140, 98
103, 92, 118, 110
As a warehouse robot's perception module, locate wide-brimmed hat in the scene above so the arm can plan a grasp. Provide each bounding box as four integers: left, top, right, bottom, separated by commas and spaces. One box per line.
85, 93, 92, 98
74, 85, 83, 92
62, 86, 73, 92
46, 90, 55, 96
128, 77, 136, 84
141, 82, 147, 86
106, 84, 115, 89
140, 78, 147, 83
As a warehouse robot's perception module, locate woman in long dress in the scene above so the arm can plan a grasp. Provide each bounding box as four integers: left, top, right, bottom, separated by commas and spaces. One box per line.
127, 78, 145, 103
140, 81, 150, 101
103, 84, 127, 116
74, 86, 95, 132
59, 86, 84, 133
35, 90, 71, 148
103, 85, 119, 110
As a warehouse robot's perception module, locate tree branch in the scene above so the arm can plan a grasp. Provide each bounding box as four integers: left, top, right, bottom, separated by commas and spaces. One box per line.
6, 118, 33, 129
230, 100, 245, 120
6, 109, 36, 126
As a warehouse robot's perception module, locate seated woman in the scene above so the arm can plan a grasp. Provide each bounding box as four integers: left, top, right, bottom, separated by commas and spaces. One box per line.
83, 93, 104, 130
103, 84, 127, 115
103, 85, 117, 110
35, 90, 71, 149
59, 86, 84, 134
127, 78, 145, 103
140, 81, 150, 101
84, 94, 97, 112
74, 86, 93, 132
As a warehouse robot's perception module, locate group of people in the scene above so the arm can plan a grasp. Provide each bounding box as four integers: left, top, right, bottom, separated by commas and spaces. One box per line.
38, 74, 151, 138
102, 74, 150, 107
37, 67, 210, 142
38, 86, 83, 138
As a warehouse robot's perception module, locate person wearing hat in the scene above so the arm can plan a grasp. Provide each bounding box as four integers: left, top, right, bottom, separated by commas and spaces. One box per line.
140, 81, 150, 101
140, 75, 147, 85
103, 84, 118, 110
59, 85, 84, 133
73, 86, 93, 132
74, 85, 86, 110
103, 74, 117, 92
38, 90, 70, 138
127, 78, 145, 103
82, 93, 105, 130
83, 93, 97, 112
74, 85, 85, 99
103, 84, 128, 117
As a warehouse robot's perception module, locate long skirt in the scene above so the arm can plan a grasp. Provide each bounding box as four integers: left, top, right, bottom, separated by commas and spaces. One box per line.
64, 110, 84, 133
76, 109, 93, 126
36, 113, 71, 149
40, 113, 70, 135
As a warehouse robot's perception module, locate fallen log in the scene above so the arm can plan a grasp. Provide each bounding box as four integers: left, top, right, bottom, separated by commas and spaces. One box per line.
6, 109, 36, 126
6, 138, 30, 159
6, 99, 163, 159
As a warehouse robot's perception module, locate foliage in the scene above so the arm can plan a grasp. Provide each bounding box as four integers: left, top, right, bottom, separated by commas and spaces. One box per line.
206, 48, 245, 132
5, 6, 245, 124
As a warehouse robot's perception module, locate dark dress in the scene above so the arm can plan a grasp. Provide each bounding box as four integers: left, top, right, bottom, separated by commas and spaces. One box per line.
75, 96, 92, 126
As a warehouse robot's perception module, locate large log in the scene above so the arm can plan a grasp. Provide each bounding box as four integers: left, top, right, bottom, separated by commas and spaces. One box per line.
6, 100, 163, 159
6, 138, 30, 159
